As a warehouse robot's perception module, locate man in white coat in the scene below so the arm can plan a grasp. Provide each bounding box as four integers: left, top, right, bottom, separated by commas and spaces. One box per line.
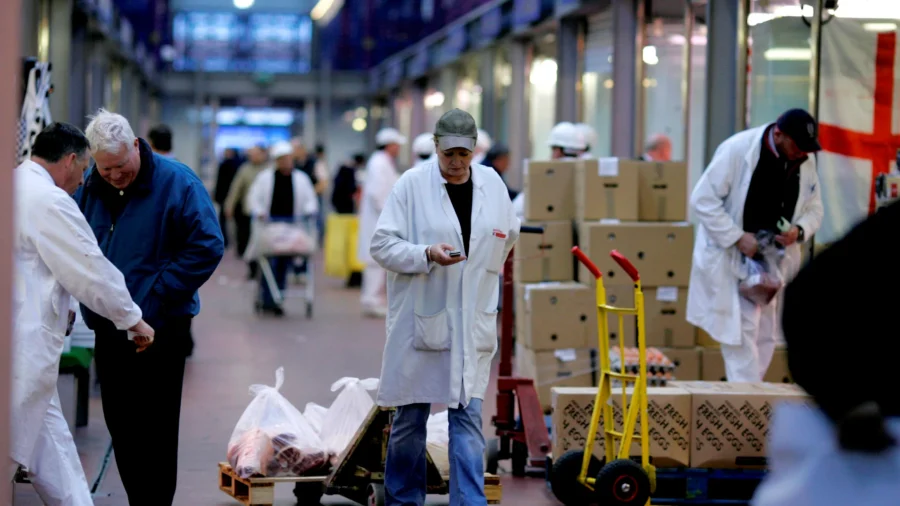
411, 132, 436, 169
358, 127, 407, 317
371, 109, 519, 506
10, 122, 155, 505
472, 129, 492, 165
686, 109, 824, 382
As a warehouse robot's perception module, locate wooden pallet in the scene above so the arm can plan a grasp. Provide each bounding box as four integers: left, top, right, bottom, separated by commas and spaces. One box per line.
218, 462, 502, 505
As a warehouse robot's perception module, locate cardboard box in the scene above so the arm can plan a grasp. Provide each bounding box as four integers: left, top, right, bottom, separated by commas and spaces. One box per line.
696, 328, 720, 348
578, 222, 694, 287
660, 347, 702, 381
522, 160, 575, 221
700, 348, 793, 383
598, 286, 694, 348
516, 344, 594, 413
701, 348, 727, 382
515, 282, 598, 350
575, 159, 640, 221
763, 349, 793, 384
513, 220, 574, 282
551, 386, 692, 467
638, 161, 689, 221
669, 381, 809, 468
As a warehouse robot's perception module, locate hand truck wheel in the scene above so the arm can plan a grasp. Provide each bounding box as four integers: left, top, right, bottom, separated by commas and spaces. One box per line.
549, 450, 603, 506
594, 458, 651, 506
292, 481, 324, 505
511, 439, 528, 477
367, 482, 385, 506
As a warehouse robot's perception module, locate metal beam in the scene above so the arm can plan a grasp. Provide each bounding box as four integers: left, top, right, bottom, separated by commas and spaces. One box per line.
806, 0, 825, 260
611, 0, 639, 158
160, 72, 369, 101
48, 0, 73, 123
507, 39, 531, 191
680, 0, 694, 161
479, 50, 497, 136
555, 16, 581, 123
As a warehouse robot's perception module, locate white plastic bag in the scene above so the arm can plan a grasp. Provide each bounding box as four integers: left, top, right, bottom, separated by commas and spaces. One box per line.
318, 377, 379, 463
226, 367, 330, 478
303, 402, 328, 435
752, 402, 900, 506
244, 221, 316, 261
426, 411, 450, 475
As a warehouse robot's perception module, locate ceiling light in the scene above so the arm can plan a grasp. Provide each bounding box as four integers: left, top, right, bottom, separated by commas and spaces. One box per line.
642, 45, 659, 65
351, 118, 367, 132
764, 48, 812, 61
233, 0, 254, 9
864, 22, 897, 32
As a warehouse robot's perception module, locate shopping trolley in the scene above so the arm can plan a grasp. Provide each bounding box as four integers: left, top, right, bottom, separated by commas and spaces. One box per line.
548, 247, 655, 506
249, 215, 317, 318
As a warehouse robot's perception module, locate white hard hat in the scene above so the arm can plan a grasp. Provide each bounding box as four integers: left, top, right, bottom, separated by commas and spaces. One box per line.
270, 141, 294, 160
476, 129, 493, 151
575, 123, 597, 148
412, 133, 435, 157
376, 127, 408, 146
547, 122, 587, 151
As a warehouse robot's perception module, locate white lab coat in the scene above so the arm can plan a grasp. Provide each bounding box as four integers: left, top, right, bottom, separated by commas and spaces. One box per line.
246, 167, 319, 219
12, 161, 141, 499
472, 152, 486, 165
370, 161, 520, 408
685, 124, 824, 347
358, 150, 400, 266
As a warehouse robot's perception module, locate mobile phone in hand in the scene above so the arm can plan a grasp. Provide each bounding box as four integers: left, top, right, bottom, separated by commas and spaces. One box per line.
448, 251, 462, 258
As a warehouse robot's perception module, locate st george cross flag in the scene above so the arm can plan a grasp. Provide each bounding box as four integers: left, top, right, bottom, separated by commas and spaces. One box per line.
816, 19, 899, 244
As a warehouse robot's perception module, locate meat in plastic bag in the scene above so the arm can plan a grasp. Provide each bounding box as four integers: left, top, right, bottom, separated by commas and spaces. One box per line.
226, 367, 329, 478
738, 231, 785, 305
303, 402, 328, 435
318, 377, 379, 465
426, 411, 450, 476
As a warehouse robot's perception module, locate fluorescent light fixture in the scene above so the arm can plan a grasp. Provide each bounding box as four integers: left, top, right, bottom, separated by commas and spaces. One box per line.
311, 0, 344, 24
864, 22, 898, 32
749, 1, 900, 25
764, 48, 812, 61
424, 91, 445, 109
529, 59, 558, 87
667, 34, 708, 46
642, 45, 659, 65
352, 118, 367, 132
233, 0, 254, 9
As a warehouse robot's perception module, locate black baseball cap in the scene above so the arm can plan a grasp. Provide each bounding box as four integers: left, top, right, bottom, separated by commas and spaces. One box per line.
776, 108, 821, 153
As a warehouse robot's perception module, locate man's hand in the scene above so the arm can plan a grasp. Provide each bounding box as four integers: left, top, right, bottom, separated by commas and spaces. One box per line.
776, 226, 800, 246
427, 243, 466, 267
737, 233, 759, 257
128, 319, 155, 353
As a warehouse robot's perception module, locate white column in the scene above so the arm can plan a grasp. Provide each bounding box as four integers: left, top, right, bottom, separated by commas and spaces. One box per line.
304, 99, 317, 149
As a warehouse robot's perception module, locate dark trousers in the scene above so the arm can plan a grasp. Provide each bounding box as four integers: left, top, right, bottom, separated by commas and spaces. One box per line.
94, 316, 190, 506
234, 213, 258, 278
259, 216, 295, 308
217, 204, 230, 249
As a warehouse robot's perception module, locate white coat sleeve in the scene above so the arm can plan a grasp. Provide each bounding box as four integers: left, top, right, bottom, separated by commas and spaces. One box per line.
372, 161, 399, 214
298, 172, 319, 215
35, 196, 142, 331
795, 161, 824, 239
689, 142, 746, 249
369, 176, 432, 275
503, 193, 521, 260
246, 172, 266, 218
512, 192, 525, 219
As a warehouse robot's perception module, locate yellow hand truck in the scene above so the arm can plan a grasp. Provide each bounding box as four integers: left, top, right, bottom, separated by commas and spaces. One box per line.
548, 247, 655, 506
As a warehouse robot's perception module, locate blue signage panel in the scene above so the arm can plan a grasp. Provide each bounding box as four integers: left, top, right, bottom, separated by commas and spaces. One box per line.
384, 60, 404, 89
476, 6, 503, 47
441, 25, 468, 62
513, 0, 553, 30
555, 0, 582, 17
407, 46, 430, 79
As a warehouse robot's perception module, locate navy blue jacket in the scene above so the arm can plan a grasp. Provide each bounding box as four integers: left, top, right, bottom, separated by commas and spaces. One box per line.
74, 139, 225, 332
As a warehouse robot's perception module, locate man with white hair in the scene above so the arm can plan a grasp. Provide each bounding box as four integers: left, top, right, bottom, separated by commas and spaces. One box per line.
74, 109, 224, 506
357, 127, 407, 317
642, 133, 673, 162
473, 128, 492, 165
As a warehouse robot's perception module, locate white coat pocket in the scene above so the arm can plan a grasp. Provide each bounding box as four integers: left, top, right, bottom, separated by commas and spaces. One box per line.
486, 235, 507, 274
474, 310, 499, 353
413, 309, 452, 352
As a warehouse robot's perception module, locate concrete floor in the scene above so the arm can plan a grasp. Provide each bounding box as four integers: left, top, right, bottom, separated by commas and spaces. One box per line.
14, 253, 556, 506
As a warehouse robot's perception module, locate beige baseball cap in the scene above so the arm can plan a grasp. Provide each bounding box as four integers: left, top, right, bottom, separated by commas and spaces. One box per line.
434, 108, 477, 151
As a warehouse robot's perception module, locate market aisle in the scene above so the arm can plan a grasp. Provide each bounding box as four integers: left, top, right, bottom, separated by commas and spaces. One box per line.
16, 253, 555, 505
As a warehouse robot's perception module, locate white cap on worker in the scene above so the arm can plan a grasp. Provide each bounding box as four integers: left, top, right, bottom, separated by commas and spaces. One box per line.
476, 129, 493, 152
575, 123, 597, 148
270, 140, 294, 160
412, 133, 435, 156
375, 128, 408, 146
547, 122, 587, 151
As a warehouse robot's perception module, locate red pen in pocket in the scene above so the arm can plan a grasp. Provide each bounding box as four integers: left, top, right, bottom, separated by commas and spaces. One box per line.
492, 229, 507, 239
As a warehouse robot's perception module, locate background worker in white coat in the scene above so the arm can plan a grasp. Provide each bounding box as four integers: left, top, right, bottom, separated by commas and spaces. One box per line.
371, 108, 519, 506
10, 123, 155, 505
513, 121, 587, 218
686, 108, 824, 382
472, 128, 493, 165
411, 132, 436, 169
358, 127, 407, 317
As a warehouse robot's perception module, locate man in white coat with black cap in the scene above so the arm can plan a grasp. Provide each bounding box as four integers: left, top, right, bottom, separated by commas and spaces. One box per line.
10, 123, 155, 505
371, 108, 519, 506
686, 108, 824, 382
358, 127, 408, 317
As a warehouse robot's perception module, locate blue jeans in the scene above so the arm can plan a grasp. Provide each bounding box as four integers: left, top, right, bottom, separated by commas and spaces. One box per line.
384, 398, 486, 506
259, 216, 294, 308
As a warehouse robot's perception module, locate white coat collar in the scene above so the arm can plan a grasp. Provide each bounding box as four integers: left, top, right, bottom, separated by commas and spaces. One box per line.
19, 159, 55, 185
428, 159, 486, 189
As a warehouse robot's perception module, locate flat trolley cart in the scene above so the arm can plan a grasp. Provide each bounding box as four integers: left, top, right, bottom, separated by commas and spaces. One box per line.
548, 247, 655, 506
218, 406, 503, 506
251, 215, 317, 319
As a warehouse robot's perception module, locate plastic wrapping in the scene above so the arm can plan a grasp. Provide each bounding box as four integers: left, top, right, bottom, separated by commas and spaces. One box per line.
303, 402, 328, 435
426, 411, 450, 476
318, 377, 379, 465
226, 367, 329, 478
738, 232, 786, 306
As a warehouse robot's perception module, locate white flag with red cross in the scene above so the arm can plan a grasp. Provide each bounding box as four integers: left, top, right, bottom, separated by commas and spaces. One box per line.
816, 20, 899, 244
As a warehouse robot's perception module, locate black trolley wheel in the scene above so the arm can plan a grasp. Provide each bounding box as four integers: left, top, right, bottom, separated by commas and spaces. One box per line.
594, 459, 651, 506
292, 481, 325, 505
549, 450, 603, 506
485, 437, 501, 475
367, 482, 386, 506
511, 440, 528, 477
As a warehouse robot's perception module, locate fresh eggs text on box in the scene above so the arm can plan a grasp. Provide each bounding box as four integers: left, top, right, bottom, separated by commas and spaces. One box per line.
551, 386, 691, 467
669, 381, 809, 468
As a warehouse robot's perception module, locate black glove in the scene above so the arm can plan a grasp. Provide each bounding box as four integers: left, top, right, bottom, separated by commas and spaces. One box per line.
837, 402, 896, 454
